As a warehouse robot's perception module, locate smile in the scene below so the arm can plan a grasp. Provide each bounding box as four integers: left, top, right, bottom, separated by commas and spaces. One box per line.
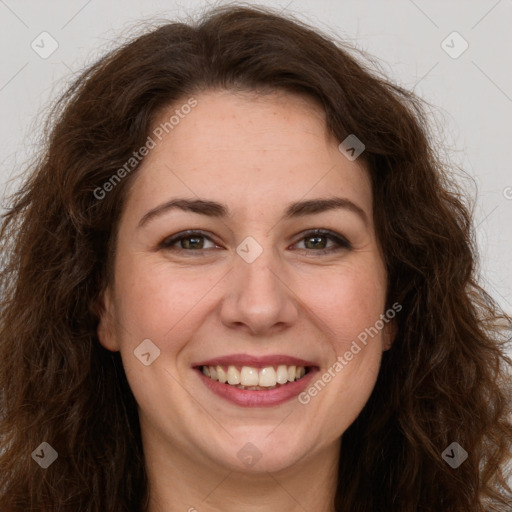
201, 364, 307, 390
193, 354, 319, 407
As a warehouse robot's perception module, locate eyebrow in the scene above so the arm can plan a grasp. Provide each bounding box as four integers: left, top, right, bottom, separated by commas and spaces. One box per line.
137, 196, 368, 228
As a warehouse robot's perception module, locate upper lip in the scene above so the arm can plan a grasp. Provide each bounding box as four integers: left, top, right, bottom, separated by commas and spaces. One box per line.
193, 354, 318, 368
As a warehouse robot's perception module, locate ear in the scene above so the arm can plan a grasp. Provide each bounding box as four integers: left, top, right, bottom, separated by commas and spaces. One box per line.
382, 319, 397, 351
96, 286, 120, 352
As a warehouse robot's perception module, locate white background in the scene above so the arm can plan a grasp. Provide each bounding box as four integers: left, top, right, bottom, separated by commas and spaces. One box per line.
0, 1, 511, 328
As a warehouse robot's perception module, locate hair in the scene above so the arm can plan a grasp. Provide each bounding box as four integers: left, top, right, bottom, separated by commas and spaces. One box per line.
1, 3, 511, 511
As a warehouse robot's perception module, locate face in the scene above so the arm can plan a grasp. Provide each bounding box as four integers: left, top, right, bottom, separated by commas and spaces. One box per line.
98, 89, 394, 474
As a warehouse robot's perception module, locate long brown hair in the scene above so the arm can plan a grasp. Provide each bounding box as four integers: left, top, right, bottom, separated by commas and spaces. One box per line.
1, 4, 511, 511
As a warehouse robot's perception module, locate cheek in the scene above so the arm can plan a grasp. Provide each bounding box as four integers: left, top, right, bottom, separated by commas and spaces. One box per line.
111, 258, 210, 411
301, 260, 387, 349
113, 255, 220, 345
299, 263, 386, 423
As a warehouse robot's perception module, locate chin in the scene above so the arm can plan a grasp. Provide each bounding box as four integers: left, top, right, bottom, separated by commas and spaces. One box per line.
210, 430, 313, 473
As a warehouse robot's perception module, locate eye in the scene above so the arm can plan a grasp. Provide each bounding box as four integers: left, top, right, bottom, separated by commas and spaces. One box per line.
291, 229, 352, 254
159, 230, 219, 252
159, 228, 351, 255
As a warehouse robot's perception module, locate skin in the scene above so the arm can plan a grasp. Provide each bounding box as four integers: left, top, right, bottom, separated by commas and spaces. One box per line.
98, 89, 395, 512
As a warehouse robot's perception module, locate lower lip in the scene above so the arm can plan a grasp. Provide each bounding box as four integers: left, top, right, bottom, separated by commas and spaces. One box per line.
195, 368, 319, 407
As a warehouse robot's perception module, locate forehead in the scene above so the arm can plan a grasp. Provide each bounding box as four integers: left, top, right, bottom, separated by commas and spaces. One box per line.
123, 90, 372, 222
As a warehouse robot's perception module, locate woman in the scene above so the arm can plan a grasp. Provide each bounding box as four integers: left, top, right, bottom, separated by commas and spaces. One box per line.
1, 4, 511, 511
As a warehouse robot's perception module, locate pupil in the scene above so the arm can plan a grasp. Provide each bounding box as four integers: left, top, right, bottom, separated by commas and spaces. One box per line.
306, 235, 326, 250
183, 236, 203, 249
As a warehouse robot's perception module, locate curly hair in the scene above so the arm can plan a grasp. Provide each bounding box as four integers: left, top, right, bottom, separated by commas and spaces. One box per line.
1, 4, 511, 511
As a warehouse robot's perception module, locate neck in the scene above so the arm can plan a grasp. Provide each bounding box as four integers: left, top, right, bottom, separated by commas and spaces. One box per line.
142, 426, 340, 512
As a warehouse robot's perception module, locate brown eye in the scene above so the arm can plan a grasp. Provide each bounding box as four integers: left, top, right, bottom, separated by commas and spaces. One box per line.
159, 231, 218, 251
293, 229, 352, 254
159, 228, 351, 255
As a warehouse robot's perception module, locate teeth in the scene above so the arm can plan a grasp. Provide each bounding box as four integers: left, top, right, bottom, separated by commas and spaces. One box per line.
203, 364, 308, 388
227, 365, 240, 385
240, 366, 259, 386
217, 366, 227, 383
258, 367, 277, 387
276, 365, 288, 384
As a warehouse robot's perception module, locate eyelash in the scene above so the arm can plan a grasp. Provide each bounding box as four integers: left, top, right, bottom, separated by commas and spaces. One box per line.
158, 229, 352, 255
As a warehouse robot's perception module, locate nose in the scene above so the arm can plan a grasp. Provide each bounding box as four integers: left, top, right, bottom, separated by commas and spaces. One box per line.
219, 245, 299, 336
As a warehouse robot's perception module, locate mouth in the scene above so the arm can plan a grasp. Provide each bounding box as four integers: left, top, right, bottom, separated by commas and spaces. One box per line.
198, 364, 310, 390
192, 355, 319, 407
